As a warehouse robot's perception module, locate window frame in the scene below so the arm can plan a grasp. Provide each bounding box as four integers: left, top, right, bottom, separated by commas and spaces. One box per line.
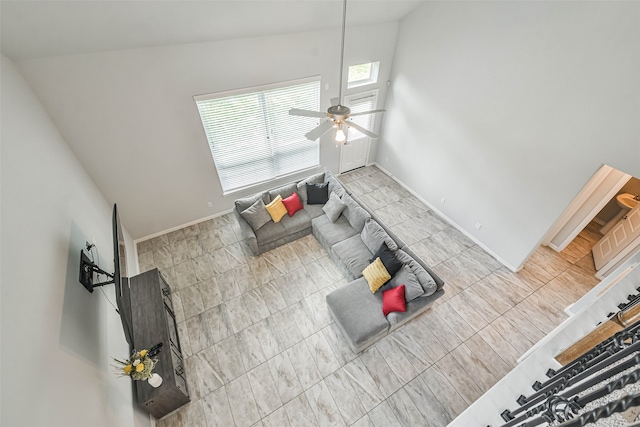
347, 61, 380, 89
194, 76, 321, 195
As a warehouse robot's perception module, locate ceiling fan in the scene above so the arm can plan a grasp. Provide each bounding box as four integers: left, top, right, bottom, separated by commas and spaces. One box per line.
289, 0, 385, 144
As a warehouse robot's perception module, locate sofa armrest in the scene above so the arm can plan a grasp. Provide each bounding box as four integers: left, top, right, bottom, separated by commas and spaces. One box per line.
233, 208, 259, 255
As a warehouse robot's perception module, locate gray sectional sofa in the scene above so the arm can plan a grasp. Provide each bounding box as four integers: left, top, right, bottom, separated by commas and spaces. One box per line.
233, 171, 445, 353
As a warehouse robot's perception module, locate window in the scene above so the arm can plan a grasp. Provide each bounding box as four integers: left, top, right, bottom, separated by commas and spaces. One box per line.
347, 61, 380, 88
344, 90, 379, 140
195, 77, 321, 194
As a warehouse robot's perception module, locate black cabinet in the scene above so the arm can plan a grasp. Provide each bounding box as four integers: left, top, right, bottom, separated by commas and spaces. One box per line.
129, 269, 189, 418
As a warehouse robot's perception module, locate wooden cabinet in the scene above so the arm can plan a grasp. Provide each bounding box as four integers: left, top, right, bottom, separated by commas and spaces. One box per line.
129, 269, 189, 418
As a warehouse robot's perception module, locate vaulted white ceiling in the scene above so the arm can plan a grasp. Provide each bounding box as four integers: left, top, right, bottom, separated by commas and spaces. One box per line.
1, 0, 423, 59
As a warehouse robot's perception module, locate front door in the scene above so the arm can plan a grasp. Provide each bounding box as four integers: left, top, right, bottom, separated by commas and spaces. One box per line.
593, 203, 640, 270
340, 90, 378, 173
340, 138, 369, 173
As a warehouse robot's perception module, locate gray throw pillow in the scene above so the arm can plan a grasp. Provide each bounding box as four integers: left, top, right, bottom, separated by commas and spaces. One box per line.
240, 198, 271, 231
235, 192, 270, 213
394, 249, 437, 296
361, 218, 398, 253
323, 192, 347, 223
387, 265, 423, 302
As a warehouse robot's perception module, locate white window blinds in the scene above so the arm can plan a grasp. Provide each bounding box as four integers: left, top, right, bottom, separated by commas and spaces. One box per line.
344, 90, 379, 140
195, 78, 321, 193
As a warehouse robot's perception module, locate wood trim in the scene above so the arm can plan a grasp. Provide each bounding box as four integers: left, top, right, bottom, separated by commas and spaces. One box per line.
555, 319, 624, 366
542, 164, 614, 247
553, 171, 631, 251
555, 304, 640, 366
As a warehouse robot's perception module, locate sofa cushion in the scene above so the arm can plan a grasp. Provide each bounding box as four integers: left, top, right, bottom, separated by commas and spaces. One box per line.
323, 192, 347, 222
240, 198, 271, 231
235, 191, 270, 213
371, 242, 402, 276
254, 220, 287, 245
312, 215, 358, 249
361, 219, 398, 253
269, 183, 297, 201
341, 194, 371, 232
280, 209, 312, 235
307, 182, 329, 205
363, 258, 391, 293
325, 173, 347, 198
303, 201, 325, 219
395, 249, 437, 296
331, 234, 373, 279
383, 265, 424, 302
296, 172, 325, 203
282, 192, 303, 217
265, 195, 287, 223
382, 285, 406, 316
326, 277, 389, 351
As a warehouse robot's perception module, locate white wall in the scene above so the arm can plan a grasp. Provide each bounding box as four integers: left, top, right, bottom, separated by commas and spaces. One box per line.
378, 1, 640, 270
15, 23, 398, 239
1, 55, 149, 427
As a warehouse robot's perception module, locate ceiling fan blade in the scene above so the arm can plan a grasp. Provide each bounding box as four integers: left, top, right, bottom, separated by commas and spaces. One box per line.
289, 109, 328, 118
349, 109, 386, 117
330, 97, 340, 107
347, 121, 379, 139
305, 120, 335, 141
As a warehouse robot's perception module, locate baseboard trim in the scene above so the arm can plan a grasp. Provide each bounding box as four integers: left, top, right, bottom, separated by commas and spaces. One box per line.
131, 209, 234, 275
372, 162, 519, 272
133, 208, 235, 245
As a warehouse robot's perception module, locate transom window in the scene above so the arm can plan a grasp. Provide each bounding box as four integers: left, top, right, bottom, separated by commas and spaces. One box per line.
344, 90, 379, 140
347, 61, 380, 88
195, 77, 321, 194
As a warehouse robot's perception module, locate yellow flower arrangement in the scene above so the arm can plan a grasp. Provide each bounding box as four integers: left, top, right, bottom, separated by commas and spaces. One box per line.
113, 348, 157, 381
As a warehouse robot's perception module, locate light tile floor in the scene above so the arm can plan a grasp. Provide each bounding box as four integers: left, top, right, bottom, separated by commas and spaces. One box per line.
138, 166, 601, 427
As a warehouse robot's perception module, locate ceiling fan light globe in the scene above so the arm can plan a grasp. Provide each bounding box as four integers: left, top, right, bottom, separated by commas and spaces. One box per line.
335, 129, 347, 143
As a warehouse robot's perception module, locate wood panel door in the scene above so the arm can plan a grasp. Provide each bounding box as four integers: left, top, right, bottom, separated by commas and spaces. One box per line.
593, 203, 640, 270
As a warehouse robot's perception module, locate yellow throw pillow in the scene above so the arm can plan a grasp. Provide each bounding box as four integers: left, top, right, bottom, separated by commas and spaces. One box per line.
363, 257, 391, 293
265, 195, 287, 223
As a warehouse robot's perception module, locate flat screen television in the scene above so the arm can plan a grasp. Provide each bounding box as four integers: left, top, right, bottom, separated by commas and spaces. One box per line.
78, 204, 134, 348
113, 204, 134, 348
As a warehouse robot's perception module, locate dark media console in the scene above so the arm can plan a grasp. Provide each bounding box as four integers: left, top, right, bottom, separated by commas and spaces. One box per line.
129, 269, 189, 418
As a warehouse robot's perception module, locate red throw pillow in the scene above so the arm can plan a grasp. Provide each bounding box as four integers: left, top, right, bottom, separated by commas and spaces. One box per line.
282, 192, 303, 217
382, 285, 406, 316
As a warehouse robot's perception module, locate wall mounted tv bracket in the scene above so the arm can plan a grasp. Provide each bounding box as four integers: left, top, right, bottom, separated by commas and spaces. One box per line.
79, 249, 114, 292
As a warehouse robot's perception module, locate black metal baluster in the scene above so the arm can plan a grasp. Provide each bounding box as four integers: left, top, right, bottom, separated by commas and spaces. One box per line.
499, 354, 640, 426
